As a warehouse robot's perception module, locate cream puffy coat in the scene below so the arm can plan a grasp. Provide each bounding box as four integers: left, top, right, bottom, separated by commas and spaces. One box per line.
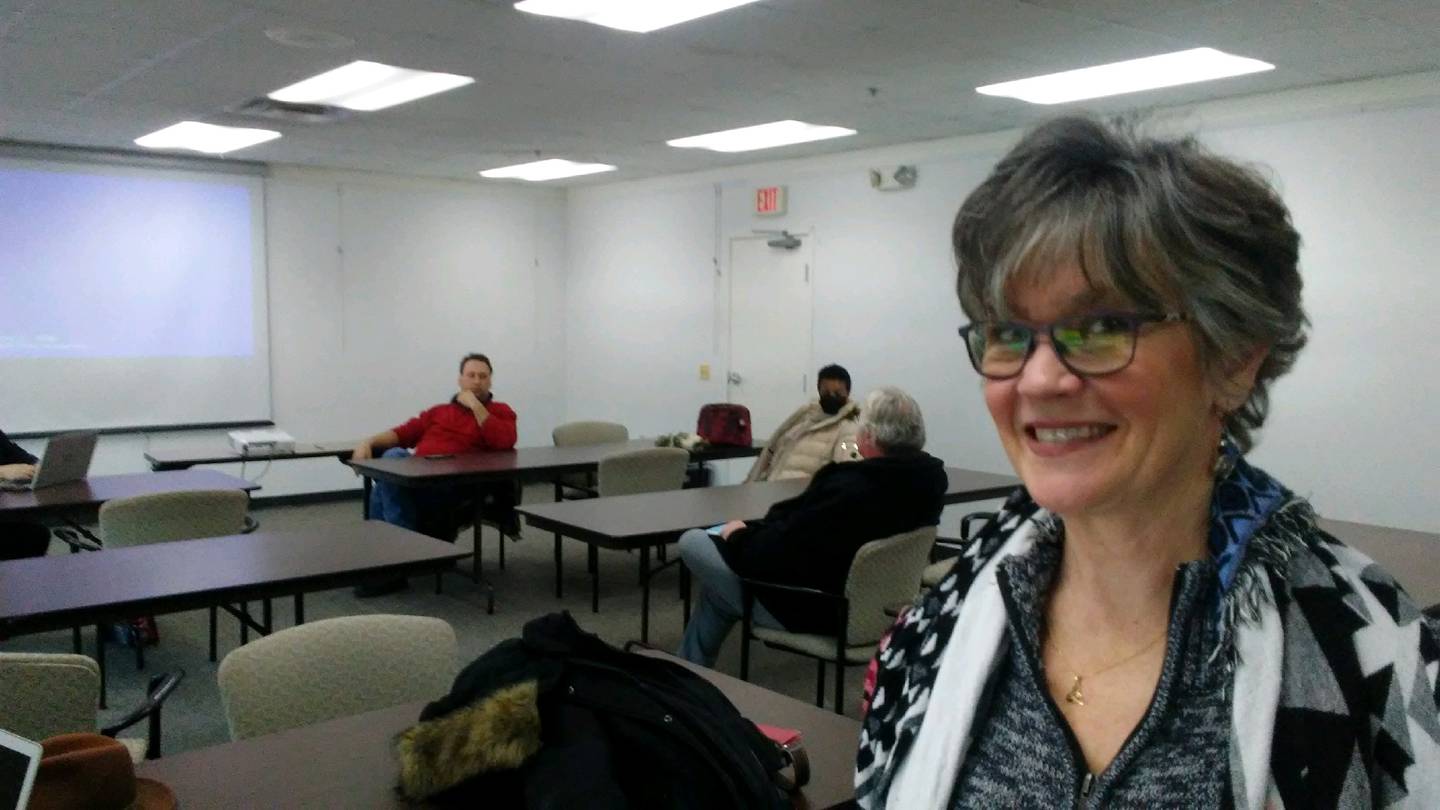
744, 399, 861, 482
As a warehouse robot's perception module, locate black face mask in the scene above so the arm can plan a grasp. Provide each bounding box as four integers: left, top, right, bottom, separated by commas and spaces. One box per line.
818, 394, 846, 415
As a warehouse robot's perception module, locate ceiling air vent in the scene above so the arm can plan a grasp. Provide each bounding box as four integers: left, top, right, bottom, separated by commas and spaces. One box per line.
227, 97, 352, 124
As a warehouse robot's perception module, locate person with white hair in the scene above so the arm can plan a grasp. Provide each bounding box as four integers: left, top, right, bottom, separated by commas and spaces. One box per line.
677, 386, 947, 666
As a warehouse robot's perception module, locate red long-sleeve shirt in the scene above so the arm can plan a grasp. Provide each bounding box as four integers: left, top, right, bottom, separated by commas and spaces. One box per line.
390, 398, 518, 456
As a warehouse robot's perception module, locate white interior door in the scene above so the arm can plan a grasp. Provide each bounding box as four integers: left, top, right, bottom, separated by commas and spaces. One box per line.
727, 234, 813, 440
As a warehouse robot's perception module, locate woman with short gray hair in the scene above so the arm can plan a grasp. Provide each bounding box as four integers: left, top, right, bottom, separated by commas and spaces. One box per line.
856, 116, 1440, 808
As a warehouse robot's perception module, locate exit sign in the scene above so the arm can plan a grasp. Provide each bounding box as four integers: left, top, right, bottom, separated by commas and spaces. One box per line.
755, 185, 787, 216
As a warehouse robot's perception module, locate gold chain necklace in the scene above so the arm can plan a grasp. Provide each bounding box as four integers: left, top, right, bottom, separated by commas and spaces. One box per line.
1045, 629, 1167, 707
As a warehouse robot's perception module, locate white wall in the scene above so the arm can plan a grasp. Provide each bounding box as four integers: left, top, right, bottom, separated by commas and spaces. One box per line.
564, 75, 1440, 532
18, 169, 568, 499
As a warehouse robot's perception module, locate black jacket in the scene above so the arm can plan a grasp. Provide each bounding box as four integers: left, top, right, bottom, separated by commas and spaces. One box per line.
0, 430, 36, 466
396, 612, 789, 810
718, 452, 947, 633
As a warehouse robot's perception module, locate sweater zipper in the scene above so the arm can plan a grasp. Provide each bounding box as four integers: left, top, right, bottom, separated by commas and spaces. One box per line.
997, 567, 1095, 808
996, 563, 1199, 809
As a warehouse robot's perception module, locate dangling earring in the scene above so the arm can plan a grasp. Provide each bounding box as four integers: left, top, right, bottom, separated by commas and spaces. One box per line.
1213, 427, 1239, 479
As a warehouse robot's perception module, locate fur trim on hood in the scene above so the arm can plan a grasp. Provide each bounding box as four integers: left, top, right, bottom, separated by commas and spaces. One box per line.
396, 680, 542, 800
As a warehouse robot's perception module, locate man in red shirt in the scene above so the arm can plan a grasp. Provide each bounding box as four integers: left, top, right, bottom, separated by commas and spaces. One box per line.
352, 353, 518, 537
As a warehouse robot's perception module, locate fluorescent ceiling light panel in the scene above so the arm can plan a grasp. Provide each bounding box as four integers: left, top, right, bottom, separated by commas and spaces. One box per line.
976, 47, 1274, 105
269, 60, 474, 111
479, 159, 617, 181
134, 121, 280, 154
514, 0, 764, 33
666, 120, 857, 153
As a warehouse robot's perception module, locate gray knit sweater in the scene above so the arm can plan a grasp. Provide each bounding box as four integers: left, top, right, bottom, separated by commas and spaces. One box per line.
949, 540, 1232, 809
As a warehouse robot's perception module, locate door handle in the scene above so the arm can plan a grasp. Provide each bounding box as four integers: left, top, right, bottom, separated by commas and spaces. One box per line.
727, 371, 743, 385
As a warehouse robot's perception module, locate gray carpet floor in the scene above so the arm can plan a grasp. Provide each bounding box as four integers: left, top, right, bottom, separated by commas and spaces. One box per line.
8, 485, 870, 757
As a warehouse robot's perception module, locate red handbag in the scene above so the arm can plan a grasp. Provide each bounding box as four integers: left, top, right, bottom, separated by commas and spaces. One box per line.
696, 404, 752, 447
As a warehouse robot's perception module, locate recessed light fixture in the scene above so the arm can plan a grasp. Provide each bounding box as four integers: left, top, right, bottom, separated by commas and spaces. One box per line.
666, 120, 857, 153
269, 60, 474, 111
514, 0, 764, 33
479, 159, 617, 181
134, 121, 281, 154
976, 47, 1274, 105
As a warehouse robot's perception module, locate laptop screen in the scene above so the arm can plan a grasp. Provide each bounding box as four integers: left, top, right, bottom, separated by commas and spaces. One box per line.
0, 729, 41, 810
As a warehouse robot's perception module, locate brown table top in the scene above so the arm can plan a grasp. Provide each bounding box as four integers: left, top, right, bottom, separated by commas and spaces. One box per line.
1320, 517, 1440, 609
144, 441, 356, 471
0, 469, 259, 520
136, 649, 859, 809
517, 467, 1018, 549
347, 438, 762, 487
0, 521, 468, 637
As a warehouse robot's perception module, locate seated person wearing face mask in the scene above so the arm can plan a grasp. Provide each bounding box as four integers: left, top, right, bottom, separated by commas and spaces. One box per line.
0, 428, 51, 561
745, 364, 862, 483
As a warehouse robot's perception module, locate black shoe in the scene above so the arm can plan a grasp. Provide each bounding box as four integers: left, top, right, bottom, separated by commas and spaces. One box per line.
353, 577, 409, 598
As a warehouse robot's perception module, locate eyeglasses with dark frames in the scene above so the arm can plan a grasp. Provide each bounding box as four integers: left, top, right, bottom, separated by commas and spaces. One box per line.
957, 312, 1186, 380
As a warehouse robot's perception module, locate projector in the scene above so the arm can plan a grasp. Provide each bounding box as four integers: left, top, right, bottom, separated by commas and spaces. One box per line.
228, 428, 296, 456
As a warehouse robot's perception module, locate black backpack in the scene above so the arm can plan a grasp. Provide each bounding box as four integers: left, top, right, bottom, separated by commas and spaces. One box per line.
398, 612, 794, 809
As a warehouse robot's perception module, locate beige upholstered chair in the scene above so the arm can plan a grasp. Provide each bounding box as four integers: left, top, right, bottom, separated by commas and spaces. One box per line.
553, 420, 630, 449
217, 614, 458, 740
552, 421, 631, 497
596, 447, 690, 498
0, 652, 183, 761
739, 525, 938, 713
921, 557, 957, 588
97, 489, 252, 672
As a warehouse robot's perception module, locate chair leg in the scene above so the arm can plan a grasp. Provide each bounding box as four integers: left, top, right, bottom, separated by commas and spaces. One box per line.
834, 661, 844, 716
495, 523, 505, 570
72, 626, 82, 654
208, 607, 218, 662
815, 659, 826, 708
240, 602, 250, 645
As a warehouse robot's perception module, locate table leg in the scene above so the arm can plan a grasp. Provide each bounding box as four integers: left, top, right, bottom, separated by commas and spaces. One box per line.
554, 535, 564, 598
362, 477, 372, 519
472, 496, 486, 585
590, 545, 600, 614
262, 599, 273, 634
640, 545, 651, 644
95, 624, 107, 709
294, 593, 305, 625
553, 482, 564, 598
681, 563, 691, 627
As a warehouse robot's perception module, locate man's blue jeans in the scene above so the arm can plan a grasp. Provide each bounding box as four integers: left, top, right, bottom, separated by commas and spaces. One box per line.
676, 528, 784, 667
368, 447, 421, 530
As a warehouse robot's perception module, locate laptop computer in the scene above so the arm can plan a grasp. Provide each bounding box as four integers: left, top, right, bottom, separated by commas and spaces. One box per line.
0, 728, 42, 810
0, 431, 98, 492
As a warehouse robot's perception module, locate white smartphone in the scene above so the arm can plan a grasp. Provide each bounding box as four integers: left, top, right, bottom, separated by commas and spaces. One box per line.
0, 727, 42, 810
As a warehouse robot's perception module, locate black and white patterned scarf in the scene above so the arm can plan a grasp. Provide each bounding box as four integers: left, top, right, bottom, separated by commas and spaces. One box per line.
855, 456, 1440, 809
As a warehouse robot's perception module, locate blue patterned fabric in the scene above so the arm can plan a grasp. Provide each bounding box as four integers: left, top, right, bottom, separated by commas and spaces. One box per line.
1208, 441, 1289, 607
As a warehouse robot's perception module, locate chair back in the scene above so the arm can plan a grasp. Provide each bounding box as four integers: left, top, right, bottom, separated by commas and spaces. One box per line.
99, 489, 250, 549
0, 653, 99, 741
552, 421, 629, 447
597, 447, 690, 497
217, 614, 458, 740
844, 526, 938, 645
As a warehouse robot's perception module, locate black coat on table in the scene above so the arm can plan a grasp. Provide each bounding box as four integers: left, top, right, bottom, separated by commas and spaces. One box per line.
716, 451, 947, 634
